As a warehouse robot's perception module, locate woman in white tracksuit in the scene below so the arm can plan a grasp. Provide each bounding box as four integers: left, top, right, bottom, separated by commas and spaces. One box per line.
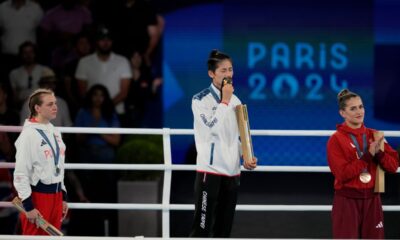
189, 49, 257, 238
13, 88, 68, 235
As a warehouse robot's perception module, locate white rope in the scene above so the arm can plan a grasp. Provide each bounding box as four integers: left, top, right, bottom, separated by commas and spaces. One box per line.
2, 201, 400, 211
3, 163, 400, 173
2, 125, 400, 137
0, 162, 332, 172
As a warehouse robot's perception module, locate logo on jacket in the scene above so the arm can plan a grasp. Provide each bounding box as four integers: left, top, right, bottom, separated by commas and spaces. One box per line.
375, 221, 383, 228
40, 139, 47, 146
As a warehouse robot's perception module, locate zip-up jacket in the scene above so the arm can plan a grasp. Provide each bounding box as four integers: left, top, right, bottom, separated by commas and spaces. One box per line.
192, 83, 242, 176
14, 119, 67, 210
327, 123, 399, 191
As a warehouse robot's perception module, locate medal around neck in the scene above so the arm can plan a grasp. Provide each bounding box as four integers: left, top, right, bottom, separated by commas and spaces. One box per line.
222, 77, 232, 85
359, 172, 371, 183
55, 167, 60, 176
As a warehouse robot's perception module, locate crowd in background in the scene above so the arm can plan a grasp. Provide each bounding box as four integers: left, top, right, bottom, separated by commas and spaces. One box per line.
0, 0, 164, 236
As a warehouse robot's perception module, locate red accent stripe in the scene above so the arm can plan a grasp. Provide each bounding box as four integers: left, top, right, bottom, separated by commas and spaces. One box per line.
196, 170, 240, 177
29, 118, 39, 123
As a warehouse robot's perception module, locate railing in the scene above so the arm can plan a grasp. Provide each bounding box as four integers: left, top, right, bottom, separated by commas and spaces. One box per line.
1, 126, 400, 238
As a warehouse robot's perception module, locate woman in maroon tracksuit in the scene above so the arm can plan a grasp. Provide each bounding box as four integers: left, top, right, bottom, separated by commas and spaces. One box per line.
327, 89, 399, 239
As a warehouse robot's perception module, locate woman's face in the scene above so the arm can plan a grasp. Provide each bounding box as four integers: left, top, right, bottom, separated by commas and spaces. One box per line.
91, 89, 105, 107
21, 46, 36, 64
340, 96, 365, 128
35, 94, 57, 121
209, 59, 233, 90
76, 37, 91, 56
130, 52, 142, 68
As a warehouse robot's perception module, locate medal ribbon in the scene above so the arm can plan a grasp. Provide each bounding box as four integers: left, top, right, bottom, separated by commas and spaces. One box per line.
349, 133, 367, 159
36, 129, 60, 175
209, 85, 221, 103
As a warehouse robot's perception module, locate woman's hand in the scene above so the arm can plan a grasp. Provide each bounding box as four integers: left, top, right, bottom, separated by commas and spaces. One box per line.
61, 201, 68, 222
369, 133, 384, 156
221, 83, 234, 103
26, 208, 41, 228
243, 156, 257, 170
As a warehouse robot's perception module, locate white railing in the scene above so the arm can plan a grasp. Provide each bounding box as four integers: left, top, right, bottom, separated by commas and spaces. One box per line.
1, 126, 400, 238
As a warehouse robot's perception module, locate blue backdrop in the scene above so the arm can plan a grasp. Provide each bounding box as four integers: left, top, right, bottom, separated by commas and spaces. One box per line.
162, 0, 400, 165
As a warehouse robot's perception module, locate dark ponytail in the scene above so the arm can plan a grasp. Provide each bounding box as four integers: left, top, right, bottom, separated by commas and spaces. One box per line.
207, 49, 232, 72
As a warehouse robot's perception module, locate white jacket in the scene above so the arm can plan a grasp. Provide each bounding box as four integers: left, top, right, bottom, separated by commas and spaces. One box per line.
14, 119, 67, 201
192, 84, 242, 176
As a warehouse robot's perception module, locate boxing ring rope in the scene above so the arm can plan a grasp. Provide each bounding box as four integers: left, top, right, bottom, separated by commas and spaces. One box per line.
1, 126, 400, 239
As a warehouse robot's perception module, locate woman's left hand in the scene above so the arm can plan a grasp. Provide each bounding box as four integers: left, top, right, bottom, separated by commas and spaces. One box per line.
61, 201, 68, 222
243, 156, 257, 170
369, 135, 384, 156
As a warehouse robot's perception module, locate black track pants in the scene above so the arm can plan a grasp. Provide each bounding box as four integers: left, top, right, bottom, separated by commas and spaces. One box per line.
189, 172, 239, 238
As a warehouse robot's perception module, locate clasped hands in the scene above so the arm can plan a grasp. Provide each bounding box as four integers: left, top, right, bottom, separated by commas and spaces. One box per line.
369, 131, 384, 156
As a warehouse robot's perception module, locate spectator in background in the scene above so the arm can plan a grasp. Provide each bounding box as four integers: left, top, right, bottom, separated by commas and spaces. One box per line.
0, 82, 19, 129
9, 41, 49, 109
74, 84, 120, 166
0, 83, 19, 234
124, 50, 153, 127
75, 25, 131, 117
111, 0, 163, 66
0, 131, 18, 234
141, 74, 162, 128
0, 81, 20, 146
60, 33, 92, 119
124, 50, 162, 128
0, 0, 43, 80
39, 0, 92, 71
69, 84, 120, 236
109, 0, 165, 128
20, 67, 72, 127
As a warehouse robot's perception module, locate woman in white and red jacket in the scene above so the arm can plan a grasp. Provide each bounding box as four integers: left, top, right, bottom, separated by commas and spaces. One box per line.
327, 89, 398, 239
14, 88, 68, 235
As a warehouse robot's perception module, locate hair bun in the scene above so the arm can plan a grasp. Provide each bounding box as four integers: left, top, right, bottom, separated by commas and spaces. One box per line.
209, 49, 220, 58
337, 89, 350, 100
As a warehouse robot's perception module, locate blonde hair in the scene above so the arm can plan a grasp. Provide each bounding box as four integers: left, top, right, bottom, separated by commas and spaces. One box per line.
28, 88, 54, 118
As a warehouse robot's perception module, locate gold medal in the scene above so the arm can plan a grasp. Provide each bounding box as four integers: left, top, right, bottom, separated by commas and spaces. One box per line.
359, 172, 371, 183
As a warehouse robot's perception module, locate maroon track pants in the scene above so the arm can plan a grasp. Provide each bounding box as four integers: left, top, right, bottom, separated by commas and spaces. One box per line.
332, 193, 384, 239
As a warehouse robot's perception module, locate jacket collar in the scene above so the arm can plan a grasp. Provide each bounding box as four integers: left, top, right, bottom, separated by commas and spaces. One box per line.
336, 122, 366, 136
